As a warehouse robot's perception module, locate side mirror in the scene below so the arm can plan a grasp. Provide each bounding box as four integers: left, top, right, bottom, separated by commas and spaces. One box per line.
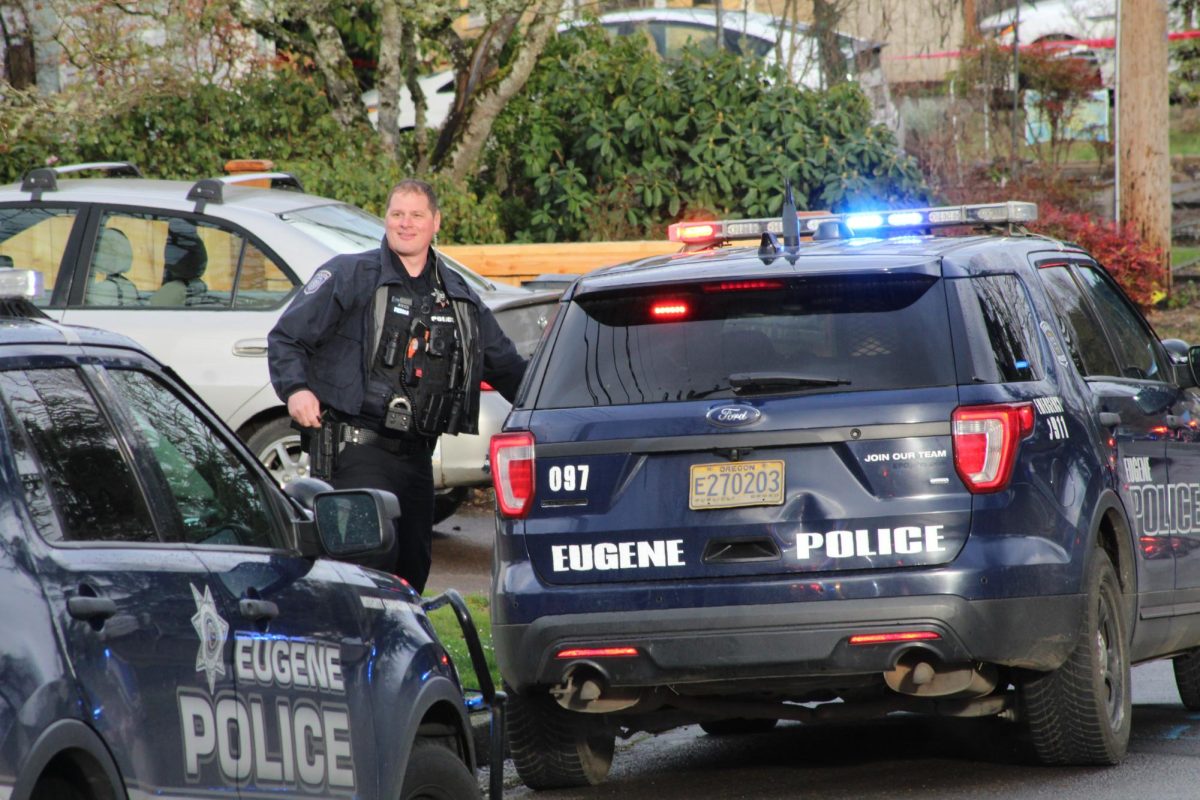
312, 489, 399, 559
1163, 339, 1197, 388
1189, 345, 1200, 389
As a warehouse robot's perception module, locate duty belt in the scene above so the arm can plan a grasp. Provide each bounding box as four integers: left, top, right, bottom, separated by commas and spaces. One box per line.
340, 424, 433, 456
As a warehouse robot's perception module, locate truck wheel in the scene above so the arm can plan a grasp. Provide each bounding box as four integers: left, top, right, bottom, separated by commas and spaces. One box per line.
1172, 648, 1200, 710
400, 740, 480, 800
699, 718, 778, 736
1018, 549, 1130, 765
507, 688, 615, 789
244, 416, 308, 486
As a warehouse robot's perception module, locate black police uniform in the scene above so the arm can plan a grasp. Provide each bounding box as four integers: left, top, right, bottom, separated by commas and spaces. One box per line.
268, 238, 527, 591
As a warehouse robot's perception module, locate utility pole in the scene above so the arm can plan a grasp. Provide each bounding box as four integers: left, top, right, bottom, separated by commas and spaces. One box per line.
1118, 0, 1172, 294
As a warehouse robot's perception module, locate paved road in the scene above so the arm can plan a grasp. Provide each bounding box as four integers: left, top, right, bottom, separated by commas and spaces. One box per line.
427, 505, 1200, 800
427, 503, 494, 595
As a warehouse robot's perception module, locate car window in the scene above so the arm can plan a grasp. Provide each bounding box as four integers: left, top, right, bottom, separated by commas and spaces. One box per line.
1076, 264, 1166, 381
0, 205, 78, 307
494, 301, 559, 359
80, 211, 284, 309
234, 239, 297, 309
949, 274, 1041, 383
107, 369, 281, 548
1037, 264, 1122, 378
0, 367, 156, 543
535, 273, 954, 408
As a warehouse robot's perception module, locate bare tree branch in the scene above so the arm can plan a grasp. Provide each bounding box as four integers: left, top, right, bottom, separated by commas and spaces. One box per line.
440, 0, 566, 182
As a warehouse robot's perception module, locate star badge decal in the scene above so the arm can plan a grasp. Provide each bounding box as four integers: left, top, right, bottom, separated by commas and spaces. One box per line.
190, 583, 229, 694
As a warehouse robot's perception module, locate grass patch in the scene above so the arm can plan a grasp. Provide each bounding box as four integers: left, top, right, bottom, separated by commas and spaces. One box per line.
1174, 245, 1200, 271
427, 592, 501, 694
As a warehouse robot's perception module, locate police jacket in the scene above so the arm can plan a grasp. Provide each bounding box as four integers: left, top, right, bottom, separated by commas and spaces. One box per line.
267, 240, 527, 436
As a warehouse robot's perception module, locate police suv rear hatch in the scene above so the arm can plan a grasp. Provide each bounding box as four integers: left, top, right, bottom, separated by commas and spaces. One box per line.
494, 256, 1001, 586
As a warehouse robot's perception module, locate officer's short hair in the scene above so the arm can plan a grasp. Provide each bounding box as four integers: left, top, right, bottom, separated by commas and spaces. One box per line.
388, 179, 439, 214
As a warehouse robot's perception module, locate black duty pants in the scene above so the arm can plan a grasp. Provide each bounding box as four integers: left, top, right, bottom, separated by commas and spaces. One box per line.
331, 441, 435, 593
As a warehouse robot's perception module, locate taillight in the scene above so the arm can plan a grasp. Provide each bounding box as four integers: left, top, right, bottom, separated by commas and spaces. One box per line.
952, 403, 1035, 493
480, 381, 495, 391
490, 431, 535, 517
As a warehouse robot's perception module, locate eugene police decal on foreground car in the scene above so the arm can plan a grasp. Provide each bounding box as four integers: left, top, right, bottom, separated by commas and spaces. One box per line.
491, 198, 1200, 790
0, 269, 496, 800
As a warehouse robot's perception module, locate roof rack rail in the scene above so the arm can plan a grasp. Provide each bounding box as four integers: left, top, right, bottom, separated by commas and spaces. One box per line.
186, 179, 224, 213
50, 161, 142, 178
20, 161, 144, 200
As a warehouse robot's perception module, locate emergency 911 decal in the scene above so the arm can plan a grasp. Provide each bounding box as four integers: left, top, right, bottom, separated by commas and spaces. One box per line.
179, 584, 356, 793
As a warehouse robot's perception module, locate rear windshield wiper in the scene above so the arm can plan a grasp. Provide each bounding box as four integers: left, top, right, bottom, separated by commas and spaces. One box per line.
728, 372, 851, 394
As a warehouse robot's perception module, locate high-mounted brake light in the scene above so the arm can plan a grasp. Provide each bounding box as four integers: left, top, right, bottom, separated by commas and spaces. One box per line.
490, 432, 535, 517
651, 301, 689, 320
556, 647, 639, 659
952, 403, 1035, 493
849, 631, 941, 645
702, 279, 784, 292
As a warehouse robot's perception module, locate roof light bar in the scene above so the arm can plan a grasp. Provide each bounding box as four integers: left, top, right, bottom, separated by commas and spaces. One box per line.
667, 211, 829, 245
0, 269, 42, 300
805, 201, 1038, 234
667, 202, 1036, 247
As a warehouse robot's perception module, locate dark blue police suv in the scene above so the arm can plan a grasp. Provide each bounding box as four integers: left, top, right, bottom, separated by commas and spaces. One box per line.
490, 200, 1200, 789
0, 269, 489, 799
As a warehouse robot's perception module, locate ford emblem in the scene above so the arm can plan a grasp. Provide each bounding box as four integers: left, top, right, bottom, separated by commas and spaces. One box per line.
706, 404, 761, 427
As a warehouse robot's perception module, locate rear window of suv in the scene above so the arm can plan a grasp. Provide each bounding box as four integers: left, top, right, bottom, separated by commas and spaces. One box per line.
534, 272, 955, 408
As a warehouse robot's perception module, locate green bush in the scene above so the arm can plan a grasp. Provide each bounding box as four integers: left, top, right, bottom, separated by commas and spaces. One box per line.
484, 30, 927, 242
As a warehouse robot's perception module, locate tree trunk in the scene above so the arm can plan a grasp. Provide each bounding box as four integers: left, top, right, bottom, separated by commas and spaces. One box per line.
1118, 0, 1171, 293
304, 13, 367, 128
812, 0, 848, 89
440, 0, 565, 183
376, 0, 403, 156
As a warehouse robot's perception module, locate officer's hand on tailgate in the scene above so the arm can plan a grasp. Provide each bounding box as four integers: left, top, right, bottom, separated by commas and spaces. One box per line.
287, 389, 322, 428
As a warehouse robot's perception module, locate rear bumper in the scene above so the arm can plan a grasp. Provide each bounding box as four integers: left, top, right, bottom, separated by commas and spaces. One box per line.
494, 591, 1083, 694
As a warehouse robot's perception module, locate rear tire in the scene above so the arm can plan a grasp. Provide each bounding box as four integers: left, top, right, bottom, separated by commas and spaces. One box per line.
400, 740, 480, 800
1172, 648, 1200, 710
1018, 548, 1130, 765
244, 416, 308, 486
507, 688, 615, 790
699, 718, 778, 736
31, 775, 88, 800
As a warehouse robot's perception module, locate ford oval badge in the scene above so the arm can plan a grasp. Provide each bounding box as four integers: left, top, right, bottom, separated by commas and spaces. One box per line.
707, 405, 761, 427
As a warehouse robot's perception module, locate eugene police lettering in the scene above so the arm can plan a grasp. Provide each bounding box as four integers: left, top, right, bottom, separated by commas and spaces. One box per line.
551, 540, 685, 572
795, 525, 945, 559
179, 589, 356, 794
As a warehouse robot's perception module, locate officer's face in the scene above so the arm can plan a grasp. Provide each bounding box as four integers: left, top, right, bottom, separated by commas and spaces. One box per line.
385, 190, 441, 267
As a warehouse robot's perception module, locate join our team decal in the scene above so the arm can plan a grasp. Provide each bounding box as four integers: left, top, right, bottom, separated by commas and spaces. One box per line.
178, 584, 357, 793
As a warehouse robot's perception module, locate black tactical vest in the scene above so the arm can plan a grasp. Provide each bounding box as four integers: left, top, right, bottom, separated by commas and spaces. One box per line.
362, 277, 463, 437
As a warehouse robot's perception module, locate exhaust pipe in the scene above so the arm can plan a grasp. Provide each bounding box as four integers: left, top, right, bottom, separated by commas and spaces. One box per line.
883, 651, 997, 698
551, 664, 641, 713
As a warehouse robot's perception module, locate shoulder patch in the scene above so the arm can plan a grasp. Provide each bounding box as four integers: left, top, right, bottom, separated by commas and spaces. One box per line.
304, 269, 333, 295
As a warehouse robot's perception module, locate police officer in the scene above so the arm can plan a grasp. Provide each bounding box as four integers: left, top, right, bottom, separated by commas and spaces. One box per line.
268, 179, 527, 592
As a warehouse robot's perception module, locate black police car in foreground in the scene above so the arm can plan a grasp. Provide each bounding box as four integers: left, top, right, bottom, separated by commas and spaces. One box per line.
490, 199, 1200, 789
0, 269, 499, 800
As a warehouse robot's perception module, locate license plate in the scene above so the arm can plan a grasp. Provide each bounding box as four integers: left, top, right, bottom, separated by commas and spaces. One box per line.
689, 460, 785, 510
